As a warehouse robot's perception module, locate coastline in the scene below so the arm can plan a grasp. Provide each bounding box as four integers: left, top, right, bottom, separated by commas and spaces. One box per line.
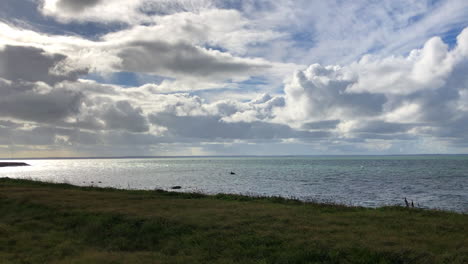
0, 162, 30, 167
0, 177, 466, 263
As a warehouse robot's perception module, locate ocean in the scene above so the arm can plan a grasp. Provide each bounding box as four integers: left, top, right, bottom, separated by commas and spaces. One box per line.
1, 156, 467, 212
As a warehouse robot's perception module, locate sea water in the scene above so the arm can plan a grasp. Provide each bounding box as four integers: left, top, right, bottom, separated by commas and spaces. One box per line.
1, 156, 467, 212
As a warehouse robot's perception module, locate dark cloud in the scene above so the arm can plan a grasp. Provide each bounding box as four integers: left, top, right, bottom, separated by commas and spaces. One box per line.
0, 78, 35, 97
0, 127, 12, 145
0, 45, 87, 85
57, 0, 101, 13
352, 133, 416, 141
212, 101, 242, 116
67, 130, 101, 145
74, 116, 106, 131
56, 115, 105, 131
352, 121, 413, 134
337, 91, 386, 116
118, 41, 269, 79
102, 101, 149, 133
103, 131, 171, 145
303, 120, 340, 130
9, 126, 58, 146
149, 112, 328, 140
0, 124, 151, 149
428, 115, 468, 138
0, 86, 83, 123
0, 120, 23, 129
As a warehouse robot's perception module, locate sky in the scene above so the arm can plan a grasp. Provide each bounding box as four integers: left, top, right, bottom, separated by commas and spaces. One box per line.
1, 0, 468, 158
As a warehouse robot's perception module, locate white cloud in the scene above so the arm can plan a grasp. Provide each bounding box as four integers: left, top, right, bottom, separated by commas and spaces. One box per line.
228, 0, 468, 65
280, 64, 386, 124
101, 9, 283, 55
345, 35, 465, 95
41, 0, 148, 24
273, 27, 468, 152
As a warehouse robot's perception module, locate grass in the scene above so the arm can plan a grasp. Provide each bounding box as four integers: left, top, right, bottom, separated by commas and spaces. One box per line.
0, 177, 466, 264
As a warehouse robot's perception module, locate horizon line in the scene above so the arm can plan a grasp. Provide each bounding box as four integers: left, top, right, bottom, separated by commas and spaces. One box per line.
2, 153, 468, 160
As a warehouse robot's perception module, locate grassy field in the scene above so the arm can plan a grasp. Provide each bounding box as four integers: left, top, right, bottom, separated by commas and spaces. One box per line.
0, 178, 466, 264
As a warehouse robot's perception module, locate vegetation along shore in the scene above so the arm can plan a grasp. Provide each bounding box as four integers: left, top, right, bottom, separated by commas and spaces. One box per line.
0, 178, 466, 263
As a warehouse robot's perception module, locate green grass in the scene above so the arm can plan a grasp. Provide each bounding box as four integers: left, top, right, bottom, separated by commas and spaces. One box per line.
0, 177, 466, 264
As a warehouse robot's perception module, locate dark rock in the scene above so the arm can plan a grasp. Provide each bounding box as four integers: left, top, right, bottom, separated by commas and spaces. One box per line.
171, 186, 182, 189
0, 162, 30, 167
230, 171, 236, 175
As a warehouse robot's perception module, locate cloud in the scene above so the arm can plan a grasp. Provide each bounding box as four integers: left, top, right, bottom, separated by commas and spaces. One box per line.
144, 92, 286, 124
220, 94, 285, 123
2, 25, 468, 155
302, 120, 340, 130
40, 0, 219, 24
0, 120, 23, 129
142, 91, 328, 142
149, 112, 326, 140
0, 17, 276, 85
116, 40, 270, 80
0, 83, 83, 123
0, 45, 87, 85
272, 27, 468, 153
2, 2, 468, 156
40, 0, 142, 23
0, 44, 88, 125
56, 0, 101, 13
101, 9, 283, 55
280, 64, 387, 123
345, 36, 462, 96
217, 0, 468, 66
101, 101, 149, 133
351, 121, 414, 134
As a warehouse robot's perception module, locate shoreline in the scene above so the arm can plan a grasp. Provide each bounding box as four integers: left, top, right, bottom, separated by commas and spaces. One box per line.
1, 176, 465, 213
0, 177, 466, 263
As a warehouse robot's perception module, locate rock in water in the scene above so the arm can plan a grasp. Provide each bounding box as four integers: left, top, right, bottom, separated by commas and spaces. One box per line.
171, 186, 182, 189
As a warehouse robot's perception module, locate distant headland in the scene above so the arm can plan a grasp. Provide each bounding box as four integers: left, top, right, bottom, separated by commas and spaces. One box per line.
0, 162, 30, 167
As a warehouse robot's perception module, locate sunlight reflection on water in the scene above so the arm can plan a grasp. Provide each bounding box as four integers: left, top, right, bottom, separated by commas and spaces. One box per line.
1, 156, 467, 212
